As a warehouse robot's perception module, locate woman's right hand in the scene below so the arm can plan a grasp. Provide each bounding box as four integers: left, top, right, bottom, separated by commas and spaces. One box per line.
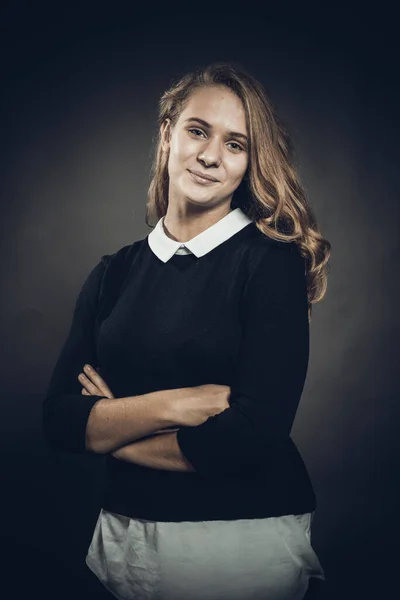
171, 384, 231, 427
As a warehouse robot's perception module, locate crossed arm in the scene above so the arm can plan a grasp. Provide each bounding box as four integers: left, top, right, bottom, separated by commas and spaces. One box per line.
45, 243, 309, 477
80, 364, 196, 472
111, 430, 196, 472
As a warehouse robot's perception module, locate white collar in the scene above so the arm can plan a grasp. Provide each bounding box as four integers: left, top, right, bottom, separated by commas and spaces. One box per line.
147, 207, 253, 263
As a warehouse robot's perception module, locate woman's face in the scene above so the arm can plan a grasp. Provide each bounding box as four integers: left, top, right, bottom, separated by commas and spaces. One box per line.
161, 85, 249, 210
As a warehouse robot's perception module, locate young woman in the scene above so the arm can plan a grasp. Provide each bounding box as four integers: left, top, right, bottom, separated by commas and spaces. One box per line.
43, 63, 331, 600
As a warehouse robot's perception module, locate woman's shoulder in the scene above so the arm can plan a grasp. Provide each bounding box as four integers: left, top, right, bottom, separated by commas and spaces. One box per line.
99, 237, 146, 270
244, 223, 303, 269
93, 238, 148, 312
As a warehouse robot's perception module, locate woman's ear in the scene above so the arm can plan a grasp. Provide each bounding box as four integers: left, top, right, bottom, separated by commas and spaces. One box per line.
160, 118, 171, 152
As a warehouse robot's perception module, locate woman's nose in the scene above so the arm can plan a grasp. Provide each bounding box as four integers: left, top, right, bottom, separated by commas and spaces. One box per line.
198, 139, 221, 167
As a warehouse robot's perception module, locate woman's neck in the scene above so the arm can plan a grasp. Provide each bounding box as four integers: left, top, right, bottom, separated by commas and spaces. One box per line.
163, 202, 233, 243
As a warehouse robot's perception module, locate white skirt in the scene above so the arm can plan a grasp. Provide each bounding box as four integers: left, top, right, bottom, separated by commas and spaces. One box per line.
86, 508, 325, 600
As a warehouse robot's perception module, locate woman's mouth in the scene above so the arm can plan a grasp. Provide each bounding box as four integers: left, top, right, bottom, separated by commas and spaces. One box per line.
187, 170, 219, 185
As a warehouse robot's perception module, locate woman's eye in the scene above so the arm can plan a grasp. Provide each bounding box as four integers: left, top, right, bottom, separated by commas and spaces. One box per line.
227, 142, 243, 152
188, 128, 205, 137
188, 129, 244, 152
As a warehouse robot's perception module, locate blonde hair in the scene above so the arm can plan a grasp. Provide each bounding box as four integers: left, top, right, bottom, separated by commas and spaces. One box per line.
146, 62, 331, 320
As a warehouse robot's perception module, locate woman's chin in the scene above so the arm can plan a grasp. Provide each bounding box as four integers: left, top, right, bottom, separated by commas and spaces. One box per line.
180, 187, 216, 205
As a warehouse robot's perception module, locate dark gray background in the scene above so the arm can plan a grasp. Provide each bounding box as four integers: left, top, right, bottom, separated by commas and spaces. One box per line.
1, 5, 398, 600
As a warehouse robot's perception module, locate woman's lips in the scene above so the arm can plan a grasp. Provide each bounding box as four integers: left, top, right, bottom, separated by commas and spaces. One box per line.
187, 170, 219, 185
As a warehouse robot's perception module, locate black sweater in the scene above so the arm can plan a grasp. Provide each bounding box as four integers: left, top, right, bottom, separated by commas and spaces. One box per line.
43, 219, 317, 521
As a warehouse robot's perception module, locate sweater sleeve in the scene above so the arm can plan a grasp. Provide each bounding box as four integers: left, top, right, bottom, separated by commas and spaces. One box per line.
176, 241, 310, 476
42, 255, 111, 454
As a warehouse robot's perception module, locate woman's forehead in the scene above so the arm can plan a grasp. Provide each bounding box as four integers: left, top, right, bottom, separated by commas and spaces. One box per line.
179, 86, 247, 132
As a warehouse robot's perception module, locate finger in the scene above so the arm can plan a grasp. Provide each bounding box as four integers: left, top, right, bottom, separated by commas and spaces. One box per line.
78, 373, 102, 395
82, 364, 114, 398
79, 375, 114, 399
78, 370, 115, 399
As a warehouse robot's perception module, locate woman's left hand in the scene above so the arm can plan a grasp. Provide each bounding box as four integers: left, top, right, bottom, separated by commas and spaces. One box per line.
78, 364, 115, 399
78, 366, 179, 458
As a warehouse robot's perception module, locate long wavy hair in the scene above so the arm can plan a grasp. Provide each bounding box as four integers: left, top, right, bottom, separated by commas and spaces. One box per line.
146, 62, 331, 320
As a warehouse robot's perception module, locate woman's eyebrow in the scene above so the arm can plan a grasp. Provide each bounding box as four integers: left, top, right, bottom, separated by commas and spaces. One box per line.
184, 117, 248, 142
